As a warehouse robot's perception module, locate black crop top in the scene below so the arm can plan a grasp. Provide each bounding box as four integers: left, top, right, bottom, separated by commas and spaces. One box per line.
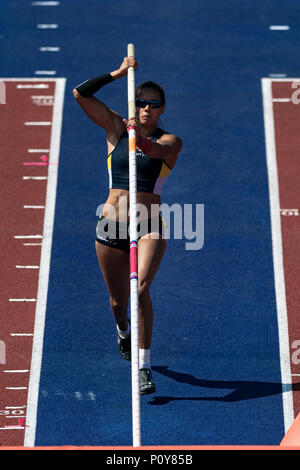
107, 128, 171, 195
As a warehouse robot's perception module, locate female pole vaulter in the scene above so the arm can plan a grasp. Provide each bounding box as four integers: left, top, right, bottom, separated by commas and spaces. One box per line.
73, 55, 182, 394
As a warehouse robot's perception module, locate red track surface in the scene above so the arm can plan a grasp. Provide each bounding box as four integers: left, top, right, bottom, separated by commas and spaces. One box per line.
0, 80, 56, 446
272, 81, 300, 417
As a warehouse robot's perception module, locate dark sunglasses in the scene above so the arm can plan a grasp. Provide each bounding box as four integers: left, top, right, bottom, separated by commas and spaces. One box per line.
135, 99, 164, 109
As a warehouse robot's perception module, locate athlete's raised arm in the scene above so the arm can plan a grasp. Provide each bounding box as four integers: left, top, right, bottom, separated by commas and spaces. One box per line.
72, 57, 138, 135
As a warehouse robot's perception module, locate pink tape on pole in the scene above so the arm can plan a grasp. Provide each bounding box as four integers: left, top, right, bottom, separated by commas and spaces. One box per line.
130, 242, 138, 280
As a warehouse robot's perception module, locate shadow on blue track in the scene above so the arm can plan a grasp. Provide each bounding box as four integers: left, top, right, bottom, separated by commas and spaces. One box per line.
149, 366, 300, 405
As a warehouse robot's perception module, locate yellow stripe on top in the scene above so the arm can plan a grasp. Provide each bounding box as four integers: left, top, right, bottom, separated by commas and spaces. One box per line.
107, 154, 112, 170
159, 162, 171, 178
153, 162, 171, 195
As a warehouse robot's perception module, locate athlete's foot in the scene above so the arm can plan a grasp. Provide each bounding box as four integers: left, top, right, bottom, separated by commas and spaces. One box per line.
118, 333, 131, 361
139, 368, 156, 395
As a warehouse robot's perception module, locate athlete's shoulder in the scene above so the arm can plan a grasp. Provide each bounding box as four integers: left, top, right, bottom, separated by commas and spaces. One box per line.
158, 129, 182, 151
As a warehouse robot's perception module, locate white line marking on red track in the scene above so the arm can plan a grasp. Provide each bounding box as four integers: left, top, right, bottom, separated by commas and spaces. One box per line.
31, 95, 54, 100
6, 387, 27, 391
280, 208, 299, 216
272, 98, 291, 102
9, 299, 37, 302
28, 149, 49, 153
14, 235, 43, 239
30, 96, 54, 106
23, 205, 45, 209
24, 121, 52, 126
15, 266, 40, 269
261, 78, 294, 433
17, 84, 49, 89
23, 176, 48, 180
31, 95, 54, 99
10, 334, 34, 337
23, 243, 43, 246
6, 406, 26, 409
4, 370, 30, 373
25, 78, 66, 448
0, 427, 25, 430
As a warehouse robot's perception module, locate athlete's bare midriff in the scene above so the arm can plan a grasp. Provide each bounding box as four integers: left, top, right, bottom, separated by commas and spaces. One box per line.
103, 188, 162, 221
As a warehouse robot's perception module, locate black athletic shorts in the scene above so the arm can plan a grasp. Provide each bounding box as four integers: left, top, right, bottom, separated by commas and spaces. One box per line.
95, 214, 165, 252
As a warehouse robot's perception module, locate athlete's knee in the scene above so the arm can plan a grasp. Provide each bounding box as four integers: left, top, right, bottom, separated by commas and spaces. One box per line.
110, 295, 128, 312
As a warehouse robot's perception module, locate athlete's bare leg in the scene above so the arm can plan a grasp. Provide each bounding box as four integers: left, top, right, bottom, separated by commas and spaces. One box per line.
95, 241, 130, 332
95, 235, 166, 348
137, 235, 167, 349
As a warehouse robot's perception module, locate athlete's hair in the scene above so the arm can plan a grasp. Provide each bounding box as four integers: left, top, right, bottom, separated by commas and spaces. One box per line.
135, 81, 166, 105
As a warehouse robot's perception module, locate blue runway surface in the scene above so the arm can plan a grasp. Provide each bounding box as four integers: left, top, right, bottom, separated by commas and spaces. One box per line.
2, 0, 300, 446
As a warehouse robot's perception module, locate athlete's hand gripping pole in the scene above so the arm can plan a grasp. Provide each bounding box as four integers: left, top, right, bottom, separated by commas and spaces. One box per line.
127, 43, 141, 448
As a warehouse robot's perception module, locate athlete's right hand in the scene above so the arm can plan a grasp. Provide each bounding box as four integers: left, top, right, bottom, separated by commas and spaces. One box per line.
116, 56, 138, 77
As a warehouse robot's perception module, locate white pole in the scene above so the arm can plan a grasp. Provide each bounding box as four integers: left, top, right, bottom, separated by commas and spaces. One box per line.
127, 43, 141, 447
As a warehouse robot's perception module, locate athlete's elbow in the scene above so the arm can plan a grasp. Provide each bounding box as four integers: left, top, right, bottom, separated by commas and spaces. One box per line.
73, 88, 80, 99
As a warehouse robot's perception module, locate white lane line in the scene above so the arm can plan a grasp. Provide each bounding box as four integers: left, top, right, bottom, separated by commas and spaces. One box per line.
261, 78, 294, 433
24, 205, 45, 209
37, 24, 58, 29
9, 299, 37, 302
6, 406, 27, 409
16, 266, 40, 269
23, 243, 43, 246
28, 149, 49, 153
269, 74, 287, 78
5, 387, 27, 391
272, 98, 291, 102
10, 334, 34, 337
17, 84, 49, 89
23, 176, 48, 180
14, 235, 43, 239
39, 47, 60, 52
4, 370, 30, 373
24, 121, 52, 126
32, 1, 60, 5
25, 78, 66, 448
35, 71, 57, 76
269, 25, 290, 30
0, 427, 25, 430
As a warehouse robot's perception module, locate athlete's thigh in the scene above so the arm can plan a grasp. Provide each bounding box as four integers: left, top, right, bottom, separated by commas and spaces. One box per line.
95, 241, 130, 300
137, 235, 167, 288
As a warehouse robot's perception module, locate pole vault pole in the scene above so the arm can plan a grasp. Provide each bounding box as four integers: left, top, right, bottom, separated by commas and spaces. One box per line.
127, 43, 141, 447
